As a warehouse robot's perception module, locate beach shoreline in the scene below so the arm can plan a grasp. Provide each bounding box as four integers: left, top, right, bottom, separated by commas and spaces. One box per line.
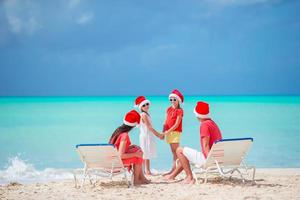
1, 168, 299, 200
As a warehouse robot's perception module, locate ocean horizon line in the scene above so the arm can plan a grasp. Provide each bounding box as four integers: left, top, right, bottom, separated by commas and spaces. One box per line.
0, 95, 299, 103
0, 94, 300, 98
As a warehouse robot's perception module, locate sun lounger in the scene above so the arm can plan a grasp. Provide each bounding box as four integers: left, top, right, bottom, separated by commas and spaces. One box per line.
190, 138, 256, 184
74, 144, 132, 188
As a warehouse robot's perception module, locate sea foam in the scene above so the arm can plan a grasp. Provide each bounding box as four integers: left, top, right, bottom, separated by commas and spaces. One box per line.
0, 156, 74, 185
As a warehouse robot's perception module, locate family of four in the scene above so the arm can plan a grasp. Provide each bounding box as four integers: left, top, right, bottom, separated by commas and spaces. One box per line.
108, 89, 222, 185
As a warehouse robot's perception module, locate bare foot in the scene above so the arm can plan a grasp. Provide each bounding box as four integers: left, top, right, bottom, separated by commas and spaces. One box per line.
140, 177, 151, 184
162, 169, 174, 177
143, 179, 151, 184
145, 171, 153, 176
162, 173, 170, 177
180, 177, 195, 184
133, 179, 143, 186
163, 174, 175, 181
146, 171, 160, 176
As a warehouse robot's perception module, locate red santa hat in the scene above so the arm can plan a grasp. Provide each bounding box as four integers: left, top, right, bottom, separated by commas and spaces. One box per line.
134, 96, 150, 111
123, 110, 141, 127
194, 101, 210, 119
169, 89, 184, 104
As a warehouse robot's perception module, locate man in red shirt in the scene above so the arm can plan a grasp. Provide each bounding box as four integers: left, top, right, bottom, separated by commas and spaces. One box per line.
164, 101, 222, 184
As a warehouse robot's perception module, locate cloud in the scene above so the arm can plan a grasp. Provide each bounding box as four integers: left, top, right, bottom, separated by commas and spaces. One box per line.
76, 12, 94, 25
6, 15, 22, 34
68, 0, 81, 8
27, 17, 41, 34
66, 0, 94, 25
3, 0, 42, 35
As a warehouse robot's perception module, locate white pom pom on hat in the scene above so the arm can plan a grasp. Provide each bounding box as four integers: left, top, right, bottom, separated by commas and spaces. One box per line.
123, 110, 141, 127
134, 96, 150, 111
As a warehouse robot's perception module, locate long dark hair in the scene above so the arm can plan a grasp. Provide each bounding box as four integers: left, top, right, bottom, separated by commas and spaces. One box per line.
109, 124, 134, 145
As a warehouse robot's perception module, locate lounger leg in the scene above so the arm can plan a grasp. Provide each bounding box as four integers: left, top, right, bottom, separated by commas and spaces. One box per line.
204, 171, 208, 184
192, 170, 199, 185
241, 160, 256, 183
123, 168, 130, 188
251, 166, 256, 184
88, 173, 93, 186
109, 171, 113, 180
73, 172, 78, 188
130, 164, 134, 186
229, 170, 235, 180
81, 165, 88, 188
235, 169, 245, 183
215, 160, 227, 181
110, 161, 115, 181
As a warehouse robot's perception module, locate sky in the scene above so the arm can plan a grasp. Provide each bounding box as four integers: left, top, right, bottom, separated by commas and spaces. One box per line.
0, 0, 299, 96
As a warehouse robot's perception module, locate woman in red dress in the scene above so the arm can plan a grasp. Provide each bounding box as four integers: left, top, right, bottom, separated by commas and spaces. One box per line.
109, 110, 150, 185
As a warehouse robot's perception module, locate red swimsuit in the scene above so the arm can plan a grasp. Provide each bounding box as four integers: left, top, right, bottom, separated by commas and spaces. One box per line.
114, 132, 143, 169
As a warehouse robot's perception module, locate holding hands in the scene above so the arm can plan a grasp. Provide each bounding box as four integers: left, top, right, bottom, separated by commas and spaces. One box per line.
161, 124, 170, 139
163, 130, 170, 135
158, 133, 165, 140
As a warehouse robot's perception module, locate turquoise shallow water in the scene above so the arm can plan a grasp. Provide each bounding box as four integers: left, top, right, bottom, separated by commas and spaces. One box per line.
0, 96, 300, 183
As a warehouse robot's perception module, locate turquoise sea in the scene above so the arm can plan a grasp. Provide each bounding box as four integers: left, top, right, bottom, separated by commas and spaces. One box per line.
0, 96, 299, 184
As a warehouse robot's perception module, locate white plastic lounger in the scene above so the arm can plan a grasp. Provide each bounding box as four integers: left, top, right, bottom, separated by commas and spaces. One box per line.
191, 138, 256, 184
74, 144, 132, 188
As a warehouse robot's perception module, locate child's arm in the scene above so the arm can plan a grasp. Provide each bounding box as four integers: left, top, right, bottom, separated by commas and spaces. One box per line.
162, 114, 168, 132
164, 115, 182, 135
142, 114, 164, 139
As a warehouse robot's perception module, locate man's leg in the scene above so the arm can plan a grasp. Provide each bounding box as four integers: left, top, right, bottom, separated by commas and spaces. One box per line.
176, 147, 195, 184
163, 160, 183, 180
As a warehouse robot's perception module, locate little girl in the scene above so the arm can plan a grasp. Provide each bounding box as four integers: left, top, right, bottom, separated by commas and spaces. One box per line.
162, 89, 184, 176
135, 96, 164, 175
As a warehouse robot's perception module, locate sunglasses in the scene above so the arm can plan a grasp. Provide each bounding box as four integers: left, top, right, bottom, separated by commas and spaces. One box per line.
170, 98, 177, 102
142, 103, 149, 107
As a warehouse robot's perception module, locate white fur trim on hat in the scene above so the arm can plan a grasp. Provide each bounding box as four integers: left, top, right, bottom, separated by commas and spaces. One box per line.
123, 119, 138, 127
138, 99, 150, 111
194, 108, 210, 119
169, 93, 183, 104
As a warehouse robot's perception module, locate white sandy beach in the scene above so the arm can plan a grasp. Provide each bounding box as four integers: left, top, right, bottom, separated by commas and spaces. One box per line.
1, 169, 299, 200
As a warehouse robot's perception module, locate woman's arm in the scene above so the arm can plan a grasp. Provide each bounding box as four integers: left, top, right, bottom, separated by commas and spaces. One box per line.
164, 115, 182, 135
142, 114, 164, 139
118, 139, 143, 159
